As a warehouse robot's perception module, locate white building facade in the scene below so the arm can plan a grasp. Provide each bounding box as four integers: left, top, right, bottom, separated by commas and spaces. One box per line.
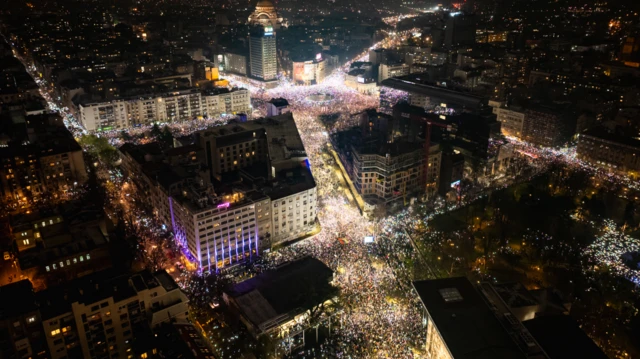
77, 88, 250, 131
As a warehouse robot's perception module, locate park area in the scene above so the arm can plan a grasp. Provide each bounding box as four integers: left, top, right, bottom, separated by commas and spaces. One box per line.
412, 164, 640, 357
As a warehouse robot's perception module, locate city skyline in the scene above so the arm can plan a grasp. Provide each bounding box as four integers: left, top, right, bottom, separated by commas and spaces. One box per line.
0, 0, 639, 358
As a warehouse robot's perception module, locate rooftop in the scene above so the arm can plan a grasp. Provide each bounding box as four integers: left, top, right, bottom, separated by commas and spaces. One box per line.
37, 269, 168, 320
226, 257, 336, 333
381, 75, 486, 108
269, 98, 289, 107
0, 280, 37, 319
413, 277, 527, 359
523, 316, 607, 359
580, 127, 640, 149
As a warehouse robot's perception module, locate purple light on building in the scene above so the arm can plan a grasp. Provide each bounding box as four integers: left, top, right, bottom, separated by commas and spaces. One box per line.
217, 202, 230, 209
227, 227, 232, 264
214, 240, 219, 272
241, 229, 246, 259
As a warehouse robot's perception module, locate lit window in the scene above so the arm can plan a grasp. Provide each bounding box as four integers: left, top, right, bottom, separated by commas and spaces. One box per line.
46, 266, 50, 272
23, 239, 30, 245
51, 329, 60, 336
27, 317, 35, 323
86, 254, 91, 260
79, 256, 84, 262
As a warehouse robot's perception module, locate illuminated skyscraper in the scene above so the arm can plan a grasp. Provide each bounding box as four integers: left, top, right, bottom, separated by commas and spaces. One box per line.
249, 25, 277, 81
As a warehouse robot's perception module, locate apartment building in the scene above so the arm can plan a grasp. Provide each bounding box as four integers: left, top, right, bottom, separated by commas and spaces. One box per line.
10, 202, 113, 289
496, 107, 526, 138
266, 168, 317, 245
38, 270, 188, 359
576, 128, 640, 178
119, 113, 318, 270
77, 88, 250, 131
198, 124, 269, 178
521, 106, 574, 147
332, 123, 439, 207
0, 281, 48, 359
201, 88, 251, 118
0, 114, 88, 206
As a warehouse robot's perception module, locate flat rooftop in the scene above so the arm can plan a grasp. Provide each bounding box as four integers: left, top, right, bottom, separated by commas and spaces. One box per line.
413, 277, 527, 359
381, 76, 486, 108
523, 315, 607, 359
226, 257, 336, 332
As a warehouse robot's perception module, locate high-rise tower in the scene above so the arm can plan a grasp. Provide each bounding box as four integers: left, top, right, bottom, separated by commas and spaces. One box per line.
249, 25, 277, 81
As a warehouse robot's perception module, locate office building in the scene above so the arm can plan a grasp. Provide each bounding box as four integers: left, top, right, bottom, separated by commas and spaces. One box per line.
249, 26, 278, 82
291, 54, 327, 85
414, 277, 607, 359
413, 277, 540, 359
223, 52, 249, 76
332, 110, 441, 209
521, 106, 574, 147
378, 62, 410, 83
576, 128, 640, 178
119, 113, 318, 270
496, 107, 526, 138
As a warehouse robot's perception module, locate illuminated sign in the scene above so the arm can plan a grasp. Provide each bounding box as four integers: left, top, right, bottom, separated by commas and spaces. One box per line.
451, 180, 461, 188
217, 202, 230, 209
316, 53, 322, 61
264, 26, 274, 36
364, 236, 375, 244
357, 76, 365, 83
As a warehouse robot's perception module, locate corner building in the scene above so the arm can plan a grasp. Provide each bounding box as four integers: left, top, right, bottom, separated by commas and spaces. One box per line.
119, 113, 318, 271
